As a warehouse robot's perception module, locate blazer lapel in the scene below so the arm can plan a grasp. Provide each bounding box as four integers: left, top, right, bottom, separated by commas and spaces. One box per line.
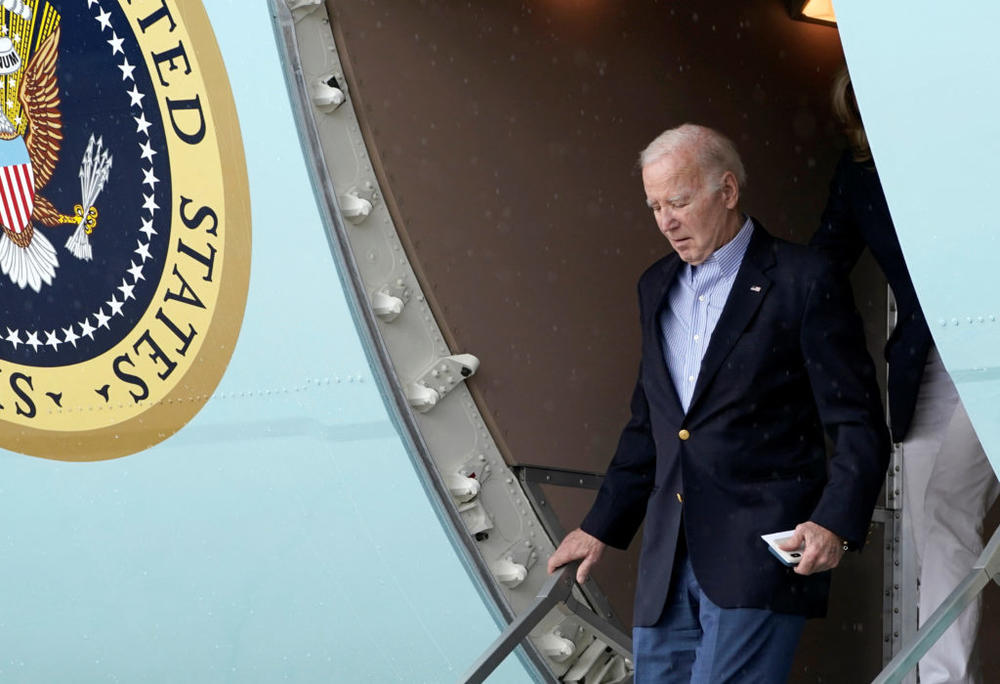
646, 256, 685, 419
686, 223, 775, 415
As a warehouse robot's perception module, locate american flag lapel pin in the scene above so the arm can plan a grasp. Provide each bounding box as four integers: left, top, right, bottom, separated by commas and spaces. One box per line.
750, 285, 762, 292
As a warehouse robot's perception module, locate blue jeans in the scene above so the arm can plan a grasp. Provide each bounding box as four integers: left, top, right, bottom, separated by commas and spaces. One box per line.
633, 551, 806, 683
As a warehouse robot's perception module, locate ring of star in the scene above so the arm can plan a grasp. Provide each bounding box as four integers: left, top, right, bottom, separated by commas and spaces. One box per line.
4, 2, 164, 356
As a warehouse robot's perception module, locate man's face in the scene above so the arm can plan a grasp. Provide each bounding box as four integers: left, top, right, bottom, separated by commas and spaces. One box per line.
641, 151, 738, 265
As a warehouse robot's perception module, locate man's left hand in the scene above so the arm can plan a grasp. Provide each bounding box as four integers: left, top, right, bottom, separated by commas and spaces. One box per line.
778, 521, 845, 575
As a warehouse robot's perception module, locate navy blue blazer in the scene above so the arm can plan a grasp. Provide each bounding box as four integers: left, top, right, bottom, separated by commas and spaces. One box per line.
810, 150, 931, 442
581, 221, 890, 625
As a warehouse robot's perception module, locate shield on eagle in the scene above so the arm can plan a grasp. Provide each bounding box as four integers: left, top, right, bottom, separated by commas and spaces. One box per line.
0, 135, 34, 237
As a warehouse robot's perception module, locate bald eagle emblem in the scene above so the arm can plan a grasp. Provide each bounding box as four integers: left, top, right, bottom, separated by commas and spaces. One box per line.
0, 23, 112, 293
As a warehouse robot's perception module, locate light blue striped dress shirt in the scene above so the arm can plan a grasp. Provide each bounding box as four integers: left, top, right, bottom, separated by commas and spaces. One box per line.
661, 217, 754, 412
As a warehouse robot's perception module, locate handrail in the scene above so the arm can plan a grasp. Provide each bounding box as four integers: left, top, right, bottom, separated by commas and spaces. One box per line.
872, 524, 1000, 683
516, 465, 605, 490
460, 561, 634, 684
460, 562, 580, 684
515, 465, 625, 633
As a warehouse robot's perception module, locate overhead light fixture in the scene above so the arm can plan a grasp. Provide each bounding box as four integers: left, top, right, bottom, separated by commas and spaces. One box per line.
787, 0, 836, 27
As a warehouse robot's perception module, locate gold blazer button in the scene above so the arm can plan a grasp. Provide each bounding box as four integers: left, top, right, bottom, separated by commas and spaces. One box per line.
676, 492, 684, 503
678, 429, 690, 441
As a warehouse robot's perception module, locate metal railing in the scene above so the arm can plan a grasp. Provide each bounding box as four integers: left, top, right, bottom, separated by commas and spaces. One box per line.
873, 524, 1000, 683
460, 560, 633, 683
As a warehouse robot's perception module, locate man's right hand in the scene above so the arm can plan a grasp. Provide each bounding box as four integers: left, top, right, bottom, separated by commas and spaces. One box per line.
547, 528, 606, 584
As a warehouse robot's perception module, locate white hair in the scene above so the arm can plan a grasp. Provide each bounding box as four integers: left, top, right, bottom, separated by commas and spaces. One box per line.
639, 123, 747, 190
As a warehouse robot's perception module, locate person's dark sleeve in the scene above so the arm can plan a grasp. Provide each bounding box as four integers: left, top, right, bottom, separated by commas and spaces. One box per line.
800, 259, 891, 548
809, 154, 867, 276
580, 286, 657, 549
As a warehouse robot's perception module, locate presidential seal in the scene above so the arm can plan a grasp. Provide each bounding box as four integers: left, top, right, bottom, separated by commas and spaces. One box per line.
0, 0, 251, 460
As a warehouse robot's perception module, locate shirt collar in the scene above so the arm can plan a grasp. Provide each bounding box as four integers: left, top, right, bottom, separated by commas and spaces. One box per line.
693, 215, 753, 280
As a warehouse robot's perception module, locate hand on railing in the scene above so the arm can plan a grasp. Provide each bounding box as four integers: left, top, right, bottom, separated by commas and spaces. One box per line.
548, 528, 606, 584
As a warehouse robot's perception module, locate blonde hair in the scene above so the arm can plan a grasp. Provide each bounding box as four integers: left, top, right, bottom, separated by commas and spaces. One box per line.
831, 67, 871, 162
638, 123, 747, 190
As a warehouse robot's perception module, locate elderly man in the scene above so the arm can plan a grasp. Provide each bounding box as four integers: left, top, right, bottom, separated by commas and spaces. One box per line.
548, 124, 890, 682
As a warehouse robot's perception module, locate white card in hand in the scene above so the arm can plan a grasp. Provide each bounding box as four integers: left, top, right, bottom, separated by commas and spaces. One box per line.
761, 530, 804, 566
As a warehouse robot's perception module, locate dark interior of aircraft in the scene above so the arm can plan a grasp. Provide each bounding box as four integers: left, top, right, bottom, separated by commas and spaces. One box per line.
322, 0, 1000, 679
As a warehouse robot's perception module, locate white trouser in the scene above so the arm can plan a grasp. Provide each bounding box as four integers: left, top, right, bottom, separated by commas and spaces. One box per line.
902, 347, 1000, 684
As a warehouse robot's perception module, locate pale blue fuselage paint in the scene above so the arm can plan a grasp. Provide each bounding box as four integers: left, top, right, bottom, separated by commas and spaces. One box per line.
836, 1, 1000, 479
0, 2, 530, 681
